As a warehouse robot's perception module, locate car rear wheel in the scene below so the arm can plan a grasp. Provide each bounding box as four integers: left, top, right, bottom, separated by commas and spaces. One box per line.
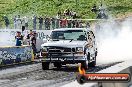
85, 51, 96, 67
81, 53, 90, 70
42, 62, 50, 70
88, 60, 96, 67
81, 61, 88, 70
88, 55, 96, 67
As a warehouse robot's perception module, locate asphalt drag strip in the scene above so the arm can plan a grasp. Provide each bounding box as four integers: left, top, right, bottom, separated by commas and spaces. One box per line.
0, 62, 122, 87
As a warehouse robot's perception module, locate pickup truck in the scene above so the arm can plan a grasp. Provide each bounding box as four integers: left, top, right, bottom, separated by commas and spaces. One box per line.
41, 28, 97, 70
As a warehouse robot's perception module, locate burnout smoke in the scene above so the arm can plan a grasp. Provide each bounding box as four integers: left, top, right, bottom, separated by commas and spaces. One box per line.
0, 30, 15, 46
96, 17, 132, 64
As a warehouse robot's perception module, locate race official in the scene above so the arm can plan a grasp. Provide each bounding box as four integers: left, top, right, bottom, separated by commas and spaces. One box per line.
31, 32, 37, 55
26, 30, 33, 45
27, 30, 37, 55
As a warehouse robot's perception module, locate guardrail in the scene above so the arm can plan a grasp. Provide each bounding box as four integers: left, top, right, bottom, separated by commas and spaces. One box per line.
62, 60, 132, 87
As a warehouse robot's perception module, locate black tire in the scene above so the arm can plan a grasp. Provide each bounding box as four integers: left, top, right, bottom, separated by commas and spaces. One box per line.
81, 61, 88, 70
81, 52, 90, 70
92, 52, 97, 67
42, 62, 50, 70
88, 56, 96, 67
76, 74, 86, 84
54, 63, 62, 69
88, 60, 96, 67
88, 51, 97, 67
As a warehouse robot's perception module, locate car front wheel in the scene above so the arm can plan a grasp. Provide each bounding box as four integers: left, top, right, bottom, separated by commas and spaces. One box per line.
54, 63, 62, 69
42, 62, 50, 70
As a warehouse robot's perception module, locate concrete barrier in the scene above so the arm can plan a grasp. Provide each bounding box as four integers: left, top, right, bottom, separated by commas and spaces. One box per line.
100, 65, 132, 87
0, 45, 34, 66
62, 60, 132, 87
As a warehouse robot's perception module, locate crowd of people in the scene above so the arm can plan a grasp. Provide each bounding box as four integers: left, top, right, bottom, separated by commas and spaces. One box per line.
91, 4, 108, 19
2, 15, 91, 30
1, 2, 109, 29
57, 9, 77, 19
1, 8, 92, 30
2, 5, 108, 30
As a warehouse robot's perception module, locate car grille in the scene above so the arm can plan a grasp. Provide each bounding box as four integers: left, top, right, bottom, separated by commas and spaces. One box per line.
48, 47, 71, 53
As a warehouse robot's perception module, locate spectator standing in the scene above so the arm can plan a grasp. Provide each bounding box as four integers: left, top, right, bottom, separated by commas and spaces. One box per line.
38, 17, 43, 30
76, 20, 79, 28
23, 16, 29, 30
47, 17, 51, 30
65, 9, 70, 16
71, 11, 77, 19
56, 18, 60, 28
79, 21, 83, 28
51, 17, 55, 29
72, 20, 76, 28
97, 5, 108, 19
67, 20, 72, 28
91, 4, 97, 13
17, 15, 22, 29
86, 22, 90, 28
33, 15, 37, 30
57, 10, 61, 19
21, 17, 25, 30
45, 17, 51, 30
15, 31, 23, 46
13, 16, 17, 29
60, 17, 67, 28
64, 9, 67, 16
3, 15, 10, 29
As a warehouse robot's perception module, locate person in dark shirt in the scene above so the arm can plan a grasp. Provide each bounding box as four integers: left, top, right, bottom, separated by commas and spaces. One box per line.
26, 30, 33, 45
27, 30, 37, 55
15, 31, 23, 46
33, 15, 37, 30
67, 20, 72, 28
27, 30, 33, 39
3, 15, 10, 28
45, 17, 51, 30
31, 32, 37, 55
38, 17, 43, 30
91, 4, 97, 13
51, 17, 55, 29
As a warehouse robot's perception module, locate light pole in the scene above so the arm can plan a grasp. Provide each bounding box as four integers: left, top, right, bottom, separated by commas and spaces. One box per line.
75, 0, 78, 12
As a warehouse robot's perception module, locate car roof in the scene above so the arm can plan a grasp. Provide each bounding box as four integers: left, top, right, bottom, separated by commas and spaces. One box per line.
53, 28, 91, 32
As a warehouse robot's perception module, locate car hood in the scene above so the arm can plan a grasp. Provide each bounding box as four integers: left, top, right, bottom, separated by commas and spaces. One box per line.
41, 40, 87, 48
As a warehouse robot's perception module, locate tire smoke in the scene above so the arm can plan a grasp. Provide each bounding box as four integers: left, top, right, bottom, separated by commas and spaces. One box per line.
95, 17, 132, 64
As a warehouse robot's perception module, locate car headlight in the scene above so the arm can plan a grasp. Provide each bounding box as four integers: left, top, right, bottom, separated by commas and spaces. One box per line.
76, 47, 83, 52
42, 47, 47, 51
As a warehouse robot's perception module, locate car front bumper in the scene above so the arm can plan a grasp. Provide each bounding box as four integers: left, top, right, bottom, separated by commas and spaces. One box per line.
41, 52, 87, 64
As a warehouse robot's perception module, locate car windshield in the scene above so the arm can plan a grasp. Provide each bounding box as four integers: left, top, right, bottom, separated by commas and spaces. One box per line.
51, 30, 87, 41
